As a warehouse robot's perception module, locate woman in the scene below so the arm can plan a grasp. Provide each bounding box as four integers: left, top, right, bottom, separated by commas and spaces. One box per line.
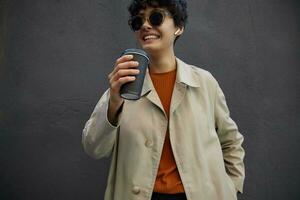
82, 0, 245, 200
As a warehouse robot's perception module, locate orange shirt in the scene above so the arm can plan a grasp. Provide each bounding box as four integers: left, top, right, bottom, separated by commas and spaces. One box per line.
149, 69, 185, 194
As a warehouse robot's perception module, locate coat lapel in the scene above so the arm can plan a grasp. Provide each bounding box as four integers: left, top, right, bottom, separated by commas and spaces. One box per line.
141, 70, 165, 114
170, 81, 187, 115
170, 58, 202, 114
140, 58, 202, 116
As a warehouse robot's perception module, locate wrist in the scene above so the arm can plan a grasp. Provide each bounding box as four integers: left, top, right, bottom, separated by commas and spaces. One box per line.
108, 98, 124, 126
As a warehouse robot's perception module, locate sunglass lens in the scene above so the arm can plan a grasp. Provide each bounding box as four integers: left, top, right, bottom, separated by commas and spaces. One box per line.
149, 11, 163, 26
131, 16, 143, 31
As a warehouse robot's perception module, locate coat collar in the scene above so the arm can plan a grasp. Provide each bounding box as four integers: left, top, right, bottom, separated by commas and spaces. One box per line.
175, 57, 202, 88
141, 57, 201, 97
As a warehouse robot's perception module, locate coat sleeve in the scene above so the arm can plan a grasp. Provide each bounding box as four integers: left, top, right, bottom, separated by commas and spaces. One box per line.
214, 80, 245, 193
82, 89, 120, 159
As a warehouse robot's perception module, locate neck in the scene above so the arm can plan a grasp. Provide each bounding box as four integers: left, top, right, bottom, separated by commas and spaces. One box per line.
148, 49, 177, 73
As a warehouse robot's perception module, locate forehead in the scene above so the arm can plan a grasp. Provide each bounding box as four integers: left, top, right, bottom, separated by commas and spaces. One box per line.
138, 6, 165, 15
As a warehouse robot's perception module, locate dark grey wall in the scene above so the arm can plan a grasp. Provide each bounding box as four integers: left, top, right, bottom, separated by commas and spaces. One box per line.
1, 0, 299, 199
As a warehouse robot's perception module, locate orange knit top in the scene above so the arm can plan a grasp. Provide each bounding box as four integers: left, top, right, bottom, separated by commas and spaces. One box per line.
149, 69, 185, 194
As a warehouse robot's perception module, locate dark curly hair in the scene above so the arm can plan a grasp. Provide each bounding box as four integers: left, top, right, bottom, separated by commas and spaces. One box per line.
127, 0, 188, 29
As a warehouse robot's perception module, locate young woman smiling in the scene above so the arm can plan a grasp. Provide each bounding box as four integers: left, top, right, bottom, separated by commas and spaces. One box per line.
82, 1, 245, 200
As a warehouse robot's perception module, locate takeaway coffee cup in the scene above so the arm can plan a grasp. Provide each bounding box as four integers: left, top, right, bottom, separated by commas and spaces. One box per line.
120, 48, 149, 100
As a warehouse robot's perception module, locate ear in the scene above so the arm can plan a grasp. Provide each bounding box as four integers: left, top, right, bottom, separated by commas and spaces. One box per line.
174, 27, 184, 36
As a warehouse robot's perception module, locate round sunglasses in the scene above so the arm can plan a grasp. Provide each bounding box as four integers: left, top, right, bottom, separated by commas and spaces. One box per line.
128, 9, 171, 31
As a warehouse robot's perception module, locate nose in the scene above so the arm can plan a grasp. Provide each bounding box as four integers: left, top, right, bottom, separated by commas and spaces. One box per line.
140, 18, 152, 31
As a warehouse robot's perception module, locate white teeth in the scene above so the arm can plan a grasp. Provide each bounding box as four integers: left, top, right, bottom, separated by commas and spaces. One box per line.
144, 35, 159, 40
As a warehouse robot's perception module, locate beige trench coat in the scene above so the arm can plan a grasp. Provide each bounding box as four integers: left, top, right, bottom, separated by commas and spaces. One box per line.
82, 58, 245, 200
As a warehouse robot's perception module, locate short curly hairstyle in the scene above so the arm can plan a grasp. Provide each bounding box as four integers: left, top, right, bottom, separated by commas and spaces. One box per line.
127, 0, 188, 29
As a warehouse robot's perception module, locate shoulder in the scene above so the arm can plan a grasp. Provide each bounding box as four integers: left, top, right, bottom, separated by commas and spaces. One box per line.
190, 64, 215, 81
176, 58, 218, 88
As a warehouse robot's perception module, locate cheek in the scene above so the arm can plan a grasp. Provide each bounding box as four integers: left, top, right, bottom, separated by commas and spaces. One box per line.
134, 32, 140, 40
162, 29, 176, 44
134, 33, 143, 45
161, 24, 177, 42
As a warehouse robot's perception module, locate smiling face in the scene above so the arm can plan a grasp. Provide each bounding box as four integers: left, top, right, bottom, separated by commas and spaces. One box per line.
132, 7, 183, 56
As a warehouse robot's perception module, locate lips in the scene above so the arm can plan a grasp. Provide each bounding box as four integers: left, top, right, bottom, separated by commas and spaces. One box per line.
141, 33, 160, 41
144, 35, 159, 40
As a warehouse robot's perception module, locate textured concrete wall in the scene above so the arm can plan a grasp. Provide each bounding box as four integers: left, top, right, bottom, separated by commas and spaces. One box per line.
0, 0, 299, 199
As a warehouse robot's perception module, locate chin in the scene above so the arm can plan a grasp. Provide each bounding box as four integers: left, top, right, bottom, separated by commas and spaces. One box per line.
141, 43, 161, 54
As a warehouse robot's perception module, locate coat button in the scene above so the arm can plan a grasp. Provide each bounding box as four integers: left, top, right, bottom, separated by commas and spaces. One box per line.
145, 139, 153, 148
132, 186, 140, 194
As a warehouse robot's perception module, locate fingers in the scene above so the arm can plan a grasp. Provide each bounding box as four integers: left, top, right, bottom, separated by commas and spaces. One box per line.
108, 61, 139, 80
109, 68, 139, 89
110, 76, 136, 91
108, 55, 138, 78
108, 54, 140, 94
112, 68, 140, 81
116, 54, 134, 66
111, 57, 139, 76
